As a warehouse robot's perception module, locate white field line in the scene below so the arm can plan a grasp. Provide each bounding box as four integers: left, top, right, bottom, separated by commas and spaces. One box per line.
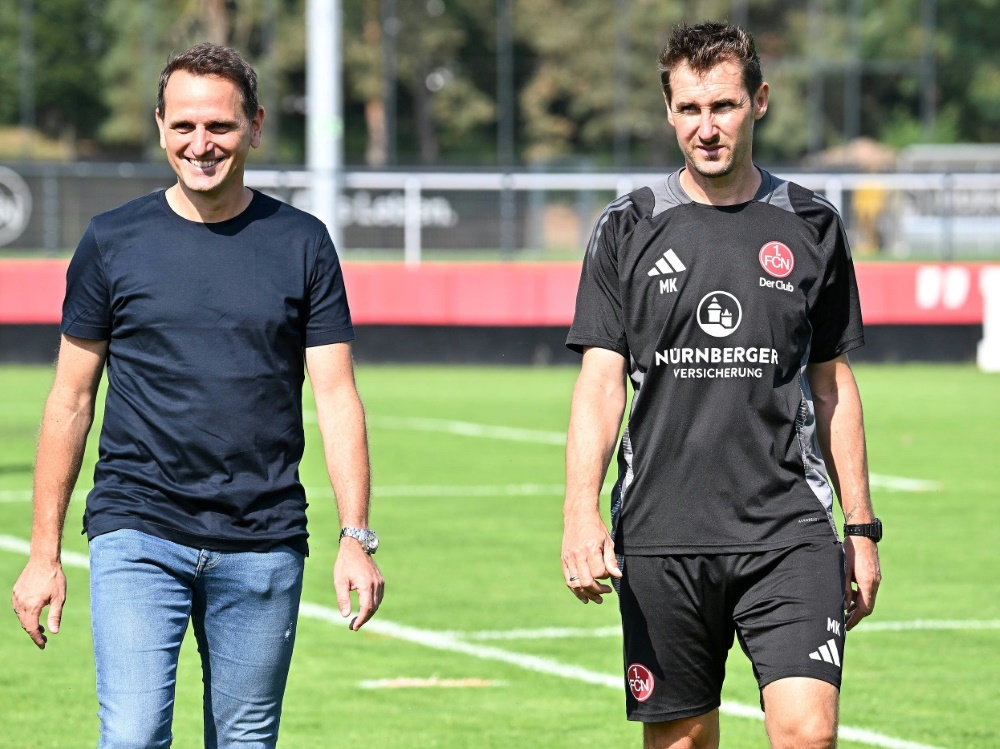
444, 626, 624, 641
867, 475, 940, 492
0, 534, 950, 749
0, 490, 89, 503
358, 677, 506, 689
0, 486, 569, 503
0, 534, 91, 568
364, 416, 941, 493
0, 485, 568, 503
367, 484, 565, 498
368, 416, 568, 445
0, 419, 939, 502
446, 620, 1000, 641
302, 603, 946, 749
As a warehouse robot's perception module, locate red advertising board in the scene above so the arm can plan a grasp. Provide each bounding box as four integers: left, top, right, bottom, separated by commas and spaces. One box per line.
0, 259, 990, 327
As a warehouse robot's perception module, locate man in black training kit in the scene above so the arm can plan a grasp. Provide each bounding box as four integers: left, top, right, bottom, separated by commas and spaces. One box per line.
12, 43, 383, 747
562, 22, 882, 749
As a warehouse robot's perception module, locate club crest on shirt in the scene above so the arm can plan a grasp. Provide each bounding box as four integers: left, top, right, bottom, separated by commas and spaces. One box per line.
759, 241, 794, 278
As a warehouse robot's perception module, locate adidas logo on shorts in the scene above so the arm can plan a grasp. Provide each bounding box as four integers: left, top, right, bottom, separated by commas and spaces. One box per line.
808, 638, 841, 667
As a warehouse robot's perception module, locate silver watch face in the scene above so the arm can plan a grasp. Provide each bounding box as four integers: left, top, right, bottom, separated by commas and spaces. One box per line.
362, 530, 379, 554
343, 527, 379, 554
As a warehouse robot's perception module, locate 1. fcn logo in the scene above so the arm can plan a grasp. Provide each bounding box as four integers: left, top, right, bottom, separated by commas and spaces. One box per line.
759, 241, 794, 279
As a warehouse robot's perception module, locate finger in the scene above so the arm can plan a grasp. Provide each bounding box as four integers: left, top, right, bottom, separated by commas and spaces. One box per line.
581, 581, 613, 604
564, 566, 592, 604
565, 572, 587, 603
573, 562, 611, 604
47, 597, 64, 636
334, 573, 352, 617
352, 584, 376, 631
603, 545, 623, 579
22, 617, 47, 649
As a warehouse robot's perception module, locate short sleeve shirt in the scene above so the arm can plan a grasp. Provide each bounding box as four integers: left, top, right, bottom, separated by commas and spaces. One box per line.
567, 169, 864, 554
63, 189, 354, 554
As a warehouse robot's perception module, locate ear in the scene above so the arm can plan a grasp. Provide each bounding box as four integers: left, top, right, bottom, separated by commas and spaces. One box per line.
753, 82, 770, 121
155, 109, 167, 150
250, 106, 265, 149
664, 92, 675, 127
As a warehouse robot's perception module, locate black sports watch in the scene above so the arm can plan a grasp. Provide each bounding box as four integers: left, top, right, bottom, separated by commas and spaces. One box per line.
843, 518, 882, 543
340, 527, 379, 555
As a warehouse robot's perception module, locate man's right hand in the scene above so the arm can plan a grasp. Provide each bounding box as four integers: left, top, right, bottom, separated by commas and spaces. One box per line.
562, 511, 622, 605
12, 559, 67, 649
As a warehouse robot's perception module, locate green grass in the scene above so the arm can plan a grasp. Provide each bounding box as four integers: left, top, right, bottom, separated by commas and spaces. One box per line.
1, 364, 998, 748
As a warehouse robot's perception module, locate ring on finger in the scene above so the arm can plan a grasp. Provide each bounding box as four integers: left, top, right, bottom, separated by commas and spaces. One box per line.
568, 576, 579, 582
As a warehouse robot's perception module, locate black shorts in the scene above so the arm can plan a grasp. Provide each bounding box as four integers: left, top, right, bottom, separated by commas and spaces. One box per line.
618, 540, 846, 723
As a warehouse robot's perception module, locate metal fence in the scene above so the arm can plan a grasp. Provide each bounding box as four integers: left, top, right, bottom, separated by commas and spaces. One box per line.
2, 162, 999, 261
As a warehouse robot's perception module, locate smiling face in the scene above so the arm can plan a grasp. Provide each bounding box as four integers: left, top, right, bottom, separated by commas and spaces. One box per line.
155, 70, 263, 208
665, 59, 768, 182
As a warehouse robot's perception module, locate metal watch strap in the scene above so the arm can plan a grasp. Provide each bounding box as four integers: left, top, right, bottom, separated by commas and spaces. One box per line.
340, 526, 378, 554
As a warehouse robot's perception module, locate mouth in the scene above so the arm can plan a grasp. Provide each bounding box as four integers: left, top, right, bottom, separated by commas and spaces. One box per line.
187, 157, 224, 169
697, 144, 724, 158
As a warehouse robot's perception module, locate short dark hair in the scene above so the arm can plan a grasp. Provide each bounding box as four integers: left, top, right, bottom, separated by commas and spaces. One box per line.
657, 22, 762, 104
157, 43, 259, 122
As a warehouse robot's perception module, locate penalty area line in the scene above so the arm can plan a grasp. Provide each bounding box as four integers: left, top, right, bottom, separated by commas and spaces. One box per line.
0, 535, 950, 749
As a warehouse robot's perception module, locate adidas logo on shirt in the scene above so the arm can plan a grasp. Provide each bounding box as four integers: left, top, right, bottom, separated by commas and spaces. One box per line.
808, 638, 841, 667
647, 249, 687, 277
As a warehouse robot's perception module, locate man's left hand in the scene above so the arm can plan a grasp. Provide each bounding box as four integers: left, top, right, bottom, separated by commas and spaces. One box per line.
844, 535, 881, 630
334, 539, 384, 632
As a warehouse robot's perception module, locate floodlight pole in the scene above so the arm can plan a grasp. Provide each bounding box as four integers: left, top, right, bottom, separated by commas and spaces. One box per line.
307, 0, 343, 249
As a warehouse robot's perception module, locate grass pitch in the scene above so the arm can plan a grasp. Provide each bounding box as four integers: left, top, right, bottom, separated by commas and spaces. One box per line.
1, 363, 998, 748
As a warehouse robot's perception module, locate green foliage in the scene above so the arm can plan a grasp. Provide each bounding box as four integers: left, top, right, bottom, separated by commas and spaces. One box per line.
0, 0, 108, 142
879, 104, 962, 149
2, 0, 999, 163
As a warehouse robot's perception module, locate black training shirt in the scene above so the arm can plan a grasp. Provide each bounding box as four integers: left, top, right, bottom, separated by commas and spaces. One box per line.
567, 168, 864, 554
62, 189, 354, 555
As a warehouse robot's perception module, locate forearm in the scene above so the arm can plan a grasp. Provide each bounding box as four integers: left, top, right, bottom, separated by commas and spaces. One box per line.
564, 360, 626, 521
316, 386, 372, 529
30, 395, 95, 563
811, 364, 874, 525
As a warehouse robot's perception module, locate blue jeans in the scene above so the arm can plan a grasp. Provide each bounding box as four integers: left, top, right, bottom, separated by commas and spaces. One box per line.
89, 529, 305, 749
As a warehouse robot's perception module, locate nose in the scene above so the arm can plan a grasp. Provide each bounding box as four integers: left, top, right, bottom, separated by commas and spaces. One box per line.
697, 111, 717, 141
191, 126, 211, 155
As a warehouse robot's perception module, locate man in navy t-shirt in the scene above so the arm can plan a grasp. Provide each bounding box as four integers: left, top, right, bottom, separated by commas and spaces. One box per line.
561, 23, 882, 749
12, 43, 383, 747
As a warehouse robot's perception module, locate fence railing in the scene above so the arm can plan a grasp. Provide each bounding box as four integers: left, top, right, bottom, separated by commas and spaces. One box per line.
2, 163, 999, 261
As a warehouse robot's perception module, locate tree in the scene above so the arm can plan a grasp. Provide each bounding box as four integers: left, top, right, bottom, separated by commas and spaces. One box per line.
342, 0, 495, 165
0, 0, 108, 149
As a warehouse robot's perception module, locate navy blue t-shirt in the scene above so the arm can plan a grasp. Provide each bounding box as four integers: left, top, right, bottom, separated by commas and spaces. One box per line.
62, 189, 355, 554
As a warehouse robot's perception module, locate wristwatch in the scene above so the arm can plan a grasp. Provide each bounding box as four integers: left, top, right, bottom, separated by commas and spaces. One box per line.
340, 527, 379, 555
843, 518, 882, 543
